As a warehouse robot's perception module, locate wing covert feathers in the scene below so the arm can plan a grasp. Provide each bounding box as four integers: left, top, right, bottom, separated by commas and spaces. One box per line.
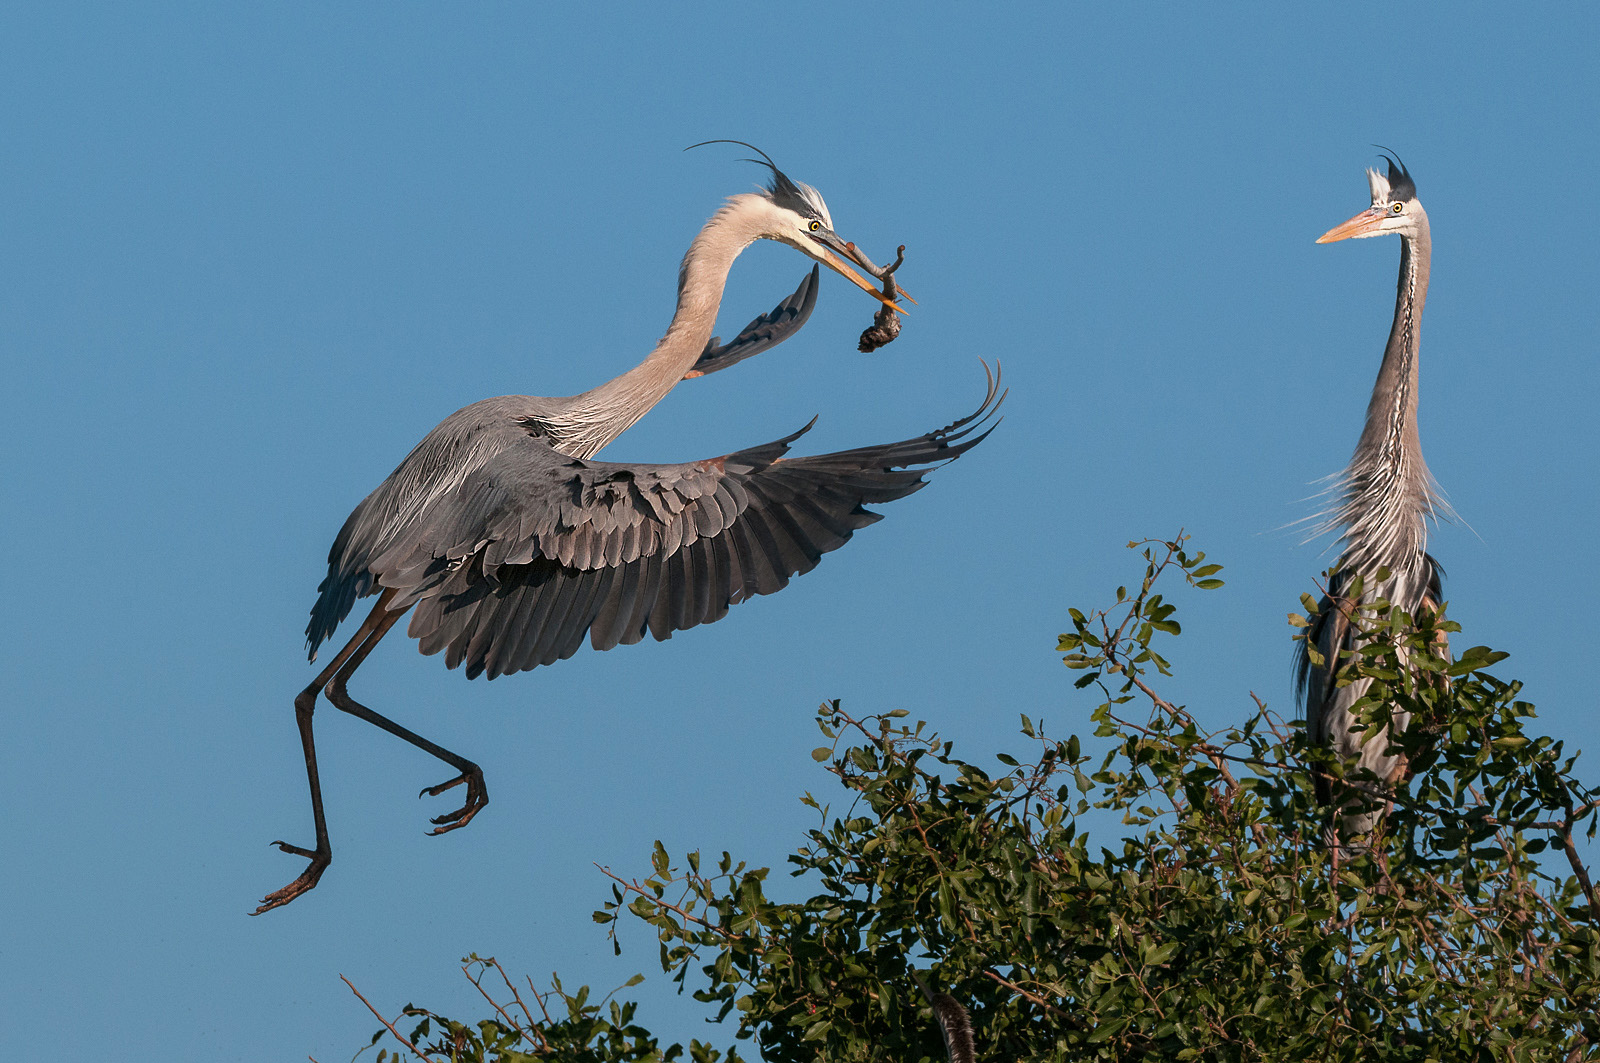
308, 366, 1003, 680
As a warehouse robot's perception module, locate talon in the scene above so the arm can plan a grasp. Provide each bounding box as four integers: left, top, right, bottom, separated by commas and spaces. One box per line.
420, 768, 488, 835
254, 843, 330, 915
419, 775, 466, 799
426, 803, 485, 834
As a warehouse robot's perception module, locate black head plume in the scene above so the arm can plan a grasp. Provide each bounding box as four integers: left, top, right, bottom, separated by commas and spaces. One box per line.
684, 139, 827, 222
1374, 146, 1417, 201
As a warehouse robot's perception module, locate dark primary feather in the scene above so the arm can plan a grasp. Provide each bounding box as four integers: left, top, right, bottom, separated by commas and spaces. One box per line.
688, 267, 819, 378
308, 368, 1003, 680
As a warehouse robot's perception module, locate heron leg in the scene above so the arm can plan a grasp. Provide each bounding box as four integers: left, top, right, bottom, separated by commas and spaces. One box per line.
255, 589, 400, 915
322, 608, 489, 836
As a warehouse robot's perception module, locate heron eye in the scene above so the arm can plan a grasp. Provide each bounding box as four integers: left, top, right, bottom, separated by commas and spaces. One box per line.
1391, 202, 1404, 214
808, 220, 821, 232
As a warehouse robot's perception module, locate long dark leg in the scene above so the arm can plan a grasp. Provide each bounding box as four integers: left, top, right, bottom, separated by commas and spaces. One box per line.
323, 611, 489, 834
255, 589, 400, 915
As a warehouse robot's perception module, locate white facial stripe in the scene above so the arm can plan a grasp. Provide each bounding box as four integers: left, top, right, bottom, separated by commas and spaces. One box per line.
795, 181, 834, 230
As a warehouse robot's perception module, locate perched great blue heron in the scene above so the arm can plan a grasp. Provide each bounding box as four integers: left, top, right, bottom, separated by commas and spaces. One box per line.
1297, 153, 1445, 836
256, 146, 1002, 913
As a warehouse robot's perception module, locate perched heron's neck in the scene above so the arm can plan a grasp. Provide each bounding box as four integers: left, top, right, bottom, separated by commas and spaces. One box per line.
541, 197, 777, 458
1361, 223, 1431, 460
1336, 216, 1436, 588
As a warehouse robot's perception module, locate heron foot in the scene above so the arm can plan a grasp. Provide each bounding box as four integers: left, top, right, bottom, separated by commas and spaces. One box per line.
419, 765, 488, 835
253, 840, 330, 915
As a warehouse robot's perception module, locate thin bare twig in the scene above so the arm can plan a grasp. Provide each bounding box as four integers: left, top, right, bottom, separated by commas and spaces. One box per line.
1558, 796, 1600, 925
980, 968, 1077, 1025
490, 958, 540, 1033
340, 975, 437, 1063
1115, 668, 1274, 850
594, 865, 742, 943
462, 959, 541, 1051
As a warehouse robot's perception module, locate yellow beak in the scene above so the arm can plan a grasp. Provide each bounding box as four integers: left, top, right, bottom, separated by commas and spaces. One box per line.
1317, 207, 1387, 244
817, 248, 911, 314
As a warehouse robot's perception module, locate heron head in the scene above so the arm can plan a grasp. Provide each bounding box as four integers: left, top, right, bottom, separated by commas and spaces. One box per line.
1317, 152, 1425, 244
688, 140, 907, 312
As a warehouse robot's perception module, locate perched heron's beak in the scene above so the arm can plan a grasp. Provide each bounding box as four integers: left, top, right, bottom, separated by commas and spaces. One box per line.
1317, 207, 1388, 243
808, 230, 910, 313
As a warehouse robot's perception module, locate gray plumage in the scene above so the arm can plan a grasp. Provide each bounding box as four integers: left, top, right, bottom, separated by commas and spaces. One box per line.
307, 372, 999, 680
258, 151, 987, 914
1296, 154, 1447, 828
907, 970, 976, 1063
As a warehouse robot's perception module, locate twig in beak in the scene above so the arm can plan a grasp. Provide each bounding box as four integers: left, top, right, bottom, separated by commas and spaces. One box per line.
845, 242, 906, 280
858, 245, 905, 353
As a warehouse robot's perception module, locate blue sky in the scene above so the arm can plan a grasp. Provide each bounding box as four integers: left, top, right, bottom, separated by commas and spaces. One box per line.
2, 4, 1597, 1059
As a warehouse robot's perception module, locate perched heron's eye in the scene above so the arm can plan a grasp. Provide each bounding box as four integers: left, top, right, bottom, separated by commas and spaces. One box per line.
808, 220, 821, 232
1391, 202, 1404, 214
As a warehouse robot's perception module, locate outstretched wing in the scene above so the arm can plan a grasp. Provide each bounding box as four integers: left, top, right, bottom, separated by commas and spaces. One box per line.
377, 367, 1001, 680
685, 267, 819, 378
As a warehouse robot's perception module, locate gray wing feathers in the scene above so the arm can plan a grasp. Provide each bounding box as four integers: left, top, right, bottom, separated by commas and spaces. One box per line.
308, 368, 1002, 681
306, 521, 377, 656
304, 428, 488, 655
305, 408, 512, 655
688, 267, 819, 378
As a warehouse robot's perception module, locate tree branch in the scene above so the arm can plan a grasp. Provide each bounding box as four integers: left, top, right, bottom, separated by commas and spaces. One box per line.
340, 975, 437, 1063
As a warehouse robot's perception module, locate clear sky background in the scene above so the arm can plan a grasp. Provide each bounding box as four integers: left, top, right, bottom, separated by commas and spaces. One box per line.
2, 4, 1597, 1059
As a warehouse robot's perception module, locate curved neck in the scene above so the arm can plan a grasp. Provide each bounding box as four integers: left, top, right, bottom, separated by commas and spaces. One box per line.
540, 196, 779, 459
1335, 213, 1435, 589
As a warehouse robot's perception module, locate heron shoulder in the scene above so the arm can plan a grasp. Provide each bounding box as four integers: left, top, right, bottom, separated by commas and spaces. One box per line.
338, 397, 565, 555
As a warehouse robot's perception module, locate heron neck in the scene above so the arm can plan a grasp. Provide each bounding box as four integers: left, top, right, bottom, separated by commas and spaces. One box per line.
546, 200, 772, 458
1337, 217, 1434, 584
1356, 223, 1430, 472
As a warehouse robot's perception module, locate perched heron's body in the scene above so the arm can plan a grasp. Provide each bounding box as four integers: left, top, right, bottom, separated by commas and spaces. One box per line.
258, 149, 1000, 913
1297, 155, 1445, 833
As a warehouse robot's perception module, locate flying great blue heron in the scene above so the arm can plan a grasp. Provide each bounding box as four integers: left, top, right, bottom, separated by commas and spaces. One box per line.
256, 145, 1002, 913
1296, 153, 1445, 837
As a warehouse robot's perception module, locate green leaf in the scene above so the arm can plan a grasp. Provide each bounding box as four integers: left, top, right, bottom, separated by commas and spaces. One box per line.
1146, 941, 1180, 965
